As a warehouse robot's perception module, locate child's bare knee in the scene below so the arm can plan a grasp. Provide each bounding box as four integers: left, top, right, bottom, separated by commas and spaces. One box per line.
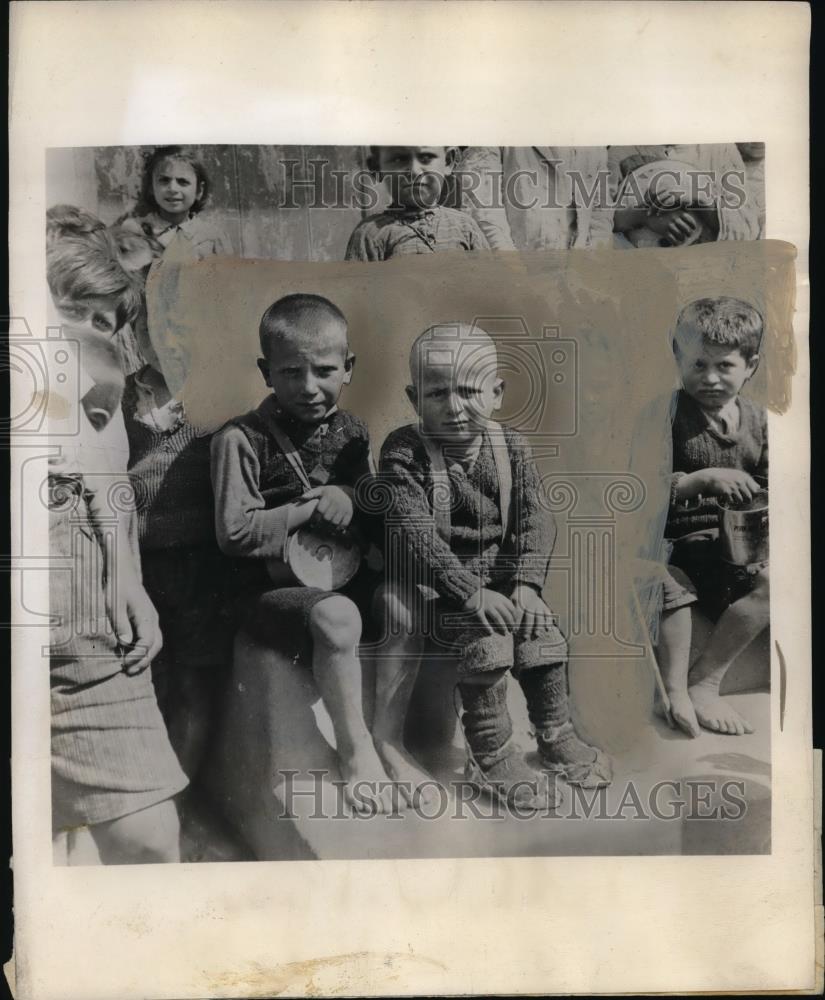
95, 800, 180, 863
310, 595, 362, 647
751, 567, 770, 599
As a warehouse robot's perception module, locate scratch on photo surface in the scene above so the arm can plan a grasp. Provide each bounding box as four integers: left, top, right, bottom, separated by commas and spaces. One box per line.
776, 639, 787, 731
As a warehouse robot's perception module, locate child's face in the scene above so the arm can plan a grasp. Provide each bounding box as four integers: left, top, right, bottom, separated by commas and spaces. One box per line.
258, 319, 352, 425
152, 157, 203, 221
674, 335, 758, 409
51, 294, 119, 340
377, 147, 453, 210
408, 351, 503, 444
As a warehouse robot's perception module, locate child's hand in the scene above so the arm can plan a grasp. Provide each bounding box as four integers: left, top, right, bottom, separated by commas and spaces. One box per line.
301, 485, 354, 530
462, 588, 517, 636
701, 468, 762, 504
510, 585, 557, 640
104, 571, 163, 675
646, 209, 701, 246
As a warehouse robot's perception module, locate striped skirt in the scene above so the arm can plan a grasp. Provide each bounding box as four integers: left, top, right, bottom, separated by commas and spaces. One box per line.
49, 478, 187, 831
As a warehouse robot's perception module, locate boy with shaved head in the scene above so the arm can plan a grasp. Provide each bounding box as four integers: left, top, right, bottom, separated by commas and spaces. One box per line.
211, 293, 393, 813
373, 323, 611, 809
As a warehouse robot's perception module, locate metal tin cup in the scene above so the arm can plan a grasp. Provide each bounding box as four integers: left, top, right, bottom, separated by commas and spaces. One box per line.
718, 488, 769, 566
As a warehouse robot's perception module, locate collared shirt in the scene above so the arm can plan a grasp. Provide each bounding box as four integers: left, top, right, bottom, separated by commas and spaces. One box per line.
132, 212, 233, 259
345, 205, 489, 261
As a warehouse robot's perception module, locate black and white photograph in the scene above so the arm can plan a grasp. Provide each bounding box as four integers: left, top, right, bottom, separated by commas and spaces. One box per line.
42, 142, 774, 864
8, 2, 815, 997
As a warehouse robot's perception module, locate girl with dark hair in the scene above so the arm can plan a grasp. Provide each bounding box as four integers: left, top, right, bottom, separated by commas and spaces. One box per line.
119, 145, 232, 259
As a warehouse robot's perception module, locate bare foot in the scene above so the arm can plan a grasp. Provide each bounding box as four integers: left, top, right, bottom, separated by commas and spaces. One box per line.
654, 688, 701, 738
688, 682, 754, 736
374, 737, 443, 811
339, 743, 395, 815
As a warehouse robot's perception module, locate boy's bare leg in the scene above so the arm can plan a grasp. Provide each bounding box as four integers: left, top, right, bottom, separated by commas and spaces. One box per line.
91, 798, 180, 864
688, 569, 769, 735
309, 595, 394, 814
654, 605, 701, 738
371, 585, 440, 808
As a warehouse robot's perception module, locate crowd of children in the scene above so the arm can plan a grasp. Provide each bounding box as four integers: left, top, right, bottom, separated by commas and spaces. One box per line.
45, 145, 770, 862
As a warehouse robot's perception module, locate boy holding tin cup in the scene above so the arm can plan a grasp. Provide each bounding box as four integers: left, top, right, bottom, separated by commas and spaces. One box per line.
662, 297, 769, 737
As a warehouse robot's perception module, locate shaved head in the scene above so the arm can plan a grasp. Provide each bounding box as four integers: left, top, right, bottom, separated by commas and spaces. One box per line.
408, 322, 499, 386
259, 293, 349, 361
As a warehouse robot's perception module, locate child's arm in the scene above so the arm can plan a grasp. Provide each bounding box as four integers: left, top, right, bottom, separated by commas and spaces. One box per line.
506, 430, 561, 638
80, 430, 161, 674
672, 468, 762, 506
344, 221, 380, 261
210, 424, 312, 559
509, 430, 555, 591
454, 147, 518, 251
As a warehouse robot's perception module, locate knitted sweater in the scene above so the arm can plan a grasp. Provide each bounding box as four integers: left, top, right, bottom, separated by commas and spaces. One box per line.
122, 365, 215, 550
210, 396, 373, 589
379, 423, 555, 607
667, 389, 768, 538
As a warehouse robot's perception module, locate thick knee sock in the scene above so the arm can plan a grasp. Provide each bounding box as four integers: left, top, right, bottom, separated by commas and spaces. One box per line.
458, 672, 513, 767
518, 662, 596, 765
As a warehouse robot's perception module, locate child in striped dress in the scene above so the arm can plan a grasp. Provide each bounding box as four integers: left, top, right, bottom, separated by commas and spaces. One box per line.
46, 212, 187, 862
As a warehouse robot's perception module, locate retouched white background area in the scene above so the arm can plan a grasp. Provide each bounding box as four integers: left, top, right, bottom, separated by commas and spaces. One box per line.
8, 2, 814, 996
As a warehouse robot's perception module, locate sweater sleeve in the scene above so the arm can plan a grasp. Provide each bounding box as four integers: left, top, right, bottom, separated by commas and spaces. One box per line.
344, 220, 379, 261
455, 147, 518, 251
380, 432, 481, 606
210, 423, 291, 559
508, 430, 555, 590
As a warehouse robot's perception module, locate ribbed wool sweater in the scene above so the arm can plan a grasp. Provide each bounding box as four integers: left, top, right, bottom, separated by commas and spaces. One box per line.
379, 423, 555, 607
667, 389, 768, 538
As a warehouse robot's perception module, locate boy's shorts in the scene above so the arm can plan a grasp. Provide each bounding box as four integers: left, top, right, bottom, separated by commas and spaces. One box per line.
662, 565, 698, 612
669, 528, 768, 621
240, 569, 379, 666
383, 582, 568, 678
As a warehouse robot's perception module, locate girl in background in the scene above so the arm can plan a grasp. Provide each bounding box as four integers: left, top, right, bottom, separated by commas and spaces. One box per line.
119, 145, 232, 259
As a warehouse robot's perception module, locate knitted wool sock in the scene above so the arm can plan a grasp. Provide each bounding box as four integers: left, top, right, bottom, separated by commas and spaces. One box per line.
518, 662, 599, 767
458, 672, 513, 768
458, 673, 550, 808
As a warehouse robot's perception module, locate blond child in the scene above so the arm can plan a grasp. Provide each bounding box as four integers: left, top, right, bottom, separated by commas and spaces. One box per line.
373, 324, 611, 808
47, 215, 187, 862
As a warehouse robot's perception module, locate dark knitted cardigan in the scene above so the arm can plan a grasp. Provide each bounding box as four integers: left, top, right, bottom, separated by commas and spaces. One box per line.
379, 423, 555, 607
122, 365, 215, 550
667, 389, 768, 539
210, 395, 374, 594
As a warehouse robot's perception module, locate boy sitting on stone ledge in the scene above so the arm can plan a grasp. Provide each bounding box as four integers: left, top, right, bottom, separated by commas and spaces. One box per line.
372, 323, 612, 810
211, 293, 394, 814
